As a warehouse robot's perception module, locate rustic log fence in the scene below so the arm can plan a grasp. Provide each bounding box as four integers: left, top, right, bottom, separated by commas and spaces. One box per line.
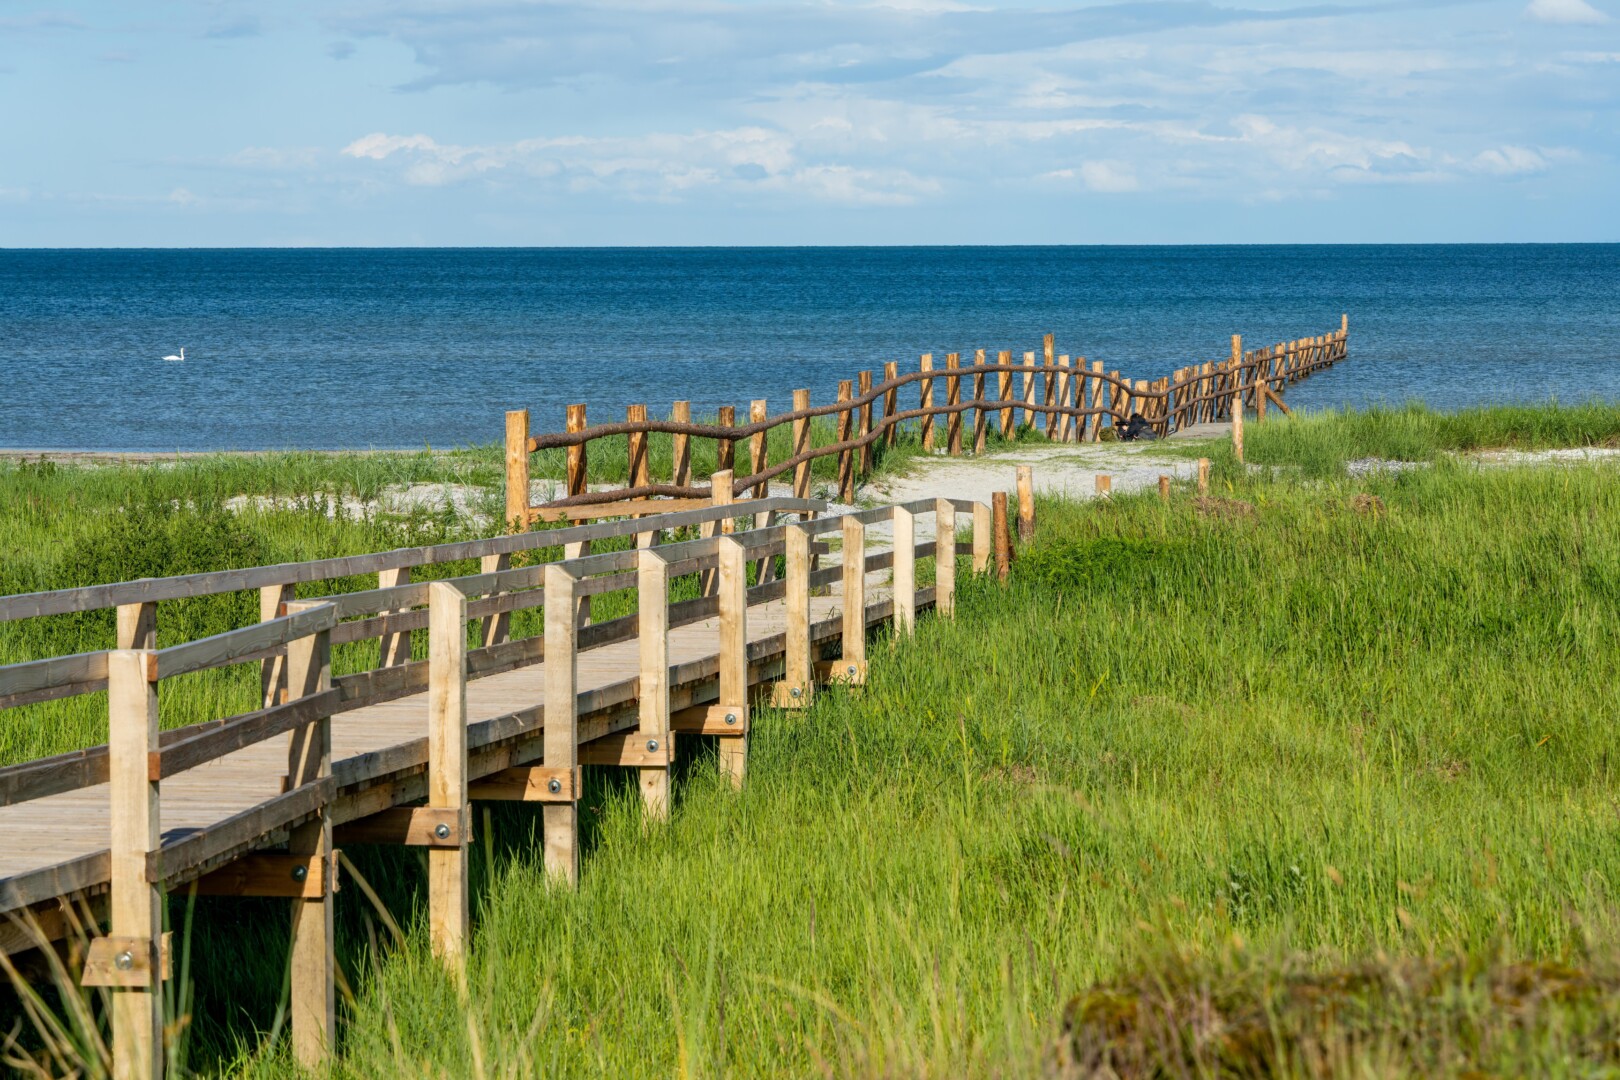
507, 317, 1349, 522
0, 489, 1005, 1078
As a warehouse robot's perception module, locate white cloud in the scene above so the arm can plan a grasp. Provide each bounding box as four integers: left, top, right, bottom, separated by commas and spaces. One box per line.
1526, 0, 1609, 23
1079, 161, 1138, 193
1472, 145, 1549, 174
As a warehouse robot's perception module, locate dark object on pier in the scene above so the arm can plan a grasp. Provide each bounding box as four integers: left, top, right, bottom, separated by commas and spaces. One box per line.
1118, 413, 1158, 442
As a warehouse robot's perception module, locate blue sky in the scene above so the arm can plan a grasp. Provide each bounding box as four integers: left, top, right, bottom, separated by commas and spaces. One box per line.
1, 0, 1616, 245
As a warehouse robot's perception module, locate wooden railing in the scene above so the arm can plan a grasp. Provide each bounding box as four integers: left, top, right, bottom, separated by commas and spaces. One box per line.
0, 495, 991, 1078
505, 317, 1350, 522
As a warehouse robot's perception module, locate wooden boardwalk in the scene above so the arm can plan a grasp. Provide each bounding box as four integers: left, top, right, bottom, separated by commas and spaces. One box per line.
0, 493, 983, 1079
0, 590, 871, 915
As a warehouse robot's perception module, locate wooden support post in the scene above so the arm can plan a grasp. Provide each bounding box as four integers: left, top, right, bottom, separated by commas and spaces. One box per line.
858, 370, 874, 477
1055, 356, 1073, 442
972, 348, 988, 454
376, 566, 412, 668
1095, 474, 1112, 497
1022, 351, 1037, 430
919, 354, 935, 451
773, 524, 813, 707
882, 361, 899, 447
716, 405, 736, 478
893, 506, 916, 634
427, 582, 469, 966
839, 516, 868, 682
1197, 458, 1210, 495
1256, 364, 1267, 422
945, 353, 963, 456
638, 550, 671, 820
257, 586, 291, 708
627, 404, 650, 490
565, 404, 588, 499
991, 493, 1010, 583
716, 536, 749, 787
1087, 361, 1106, 442
671, 401, 692, 488
1342, 313, 1349, 336
997, 350, 1015, 438
972, 501, 992, 573
480, 553, 510, 647
1042, 349, 1057, 440
107, 650, 163, 1080
836, 379, 855, 502
1231, 334, 1245, 464
1015, 466, 1035, 542
116, 601, 155, 651
505, 408, 530, 533
791, 390, 810, 499
700, 469, 734, 597
934, 499, 956, 618
284, 600, 334, 1066
1158, 475, 1171, 502
543, 566, 579, 885
748, 399, 769, 498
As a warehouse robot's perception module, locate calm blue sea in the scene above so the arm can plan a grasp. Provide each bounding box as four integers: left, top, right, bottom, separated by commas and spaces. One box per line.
1, 246, 1616, 451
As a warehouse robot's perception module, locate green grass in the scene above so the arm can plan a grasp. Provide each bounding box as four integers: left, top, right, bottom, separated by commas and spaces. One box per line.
8, 406, 1620, 1076
1236, 399, 1620, 478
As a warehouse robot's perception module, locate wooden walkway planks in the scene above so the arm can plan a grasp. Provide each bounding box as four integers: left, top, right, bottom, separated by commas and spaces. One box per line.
0, 588, 884, 916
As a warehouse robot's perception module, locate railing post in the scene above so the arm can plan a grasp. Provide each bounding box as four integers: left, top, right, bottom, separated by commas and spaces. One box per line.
772, 523, 813, 707
626, 404, 649, 490
893, 506, 916, 635
882, 361, 899, 447
858, 370, 874, 478
671, 401, 692, 489
972, 501, 992, 574
998, 351, 1015, 438
107, 649, 163, 1080
1042, 345, 1057, 440
701, 469, 734, 598
505, 408, 530, 533
481, 553, 511, 647
1022, 351, 1037, 431
638, 549, 672, 820
284, 600, 335, 1067
1016, 466, 1035, 542
919, 354, 935, 450
716, 536, 749, 788
934, 500, 956, 618
377, 566, 412, 667
544, 565, 580, 885
1088, 361, 1106, 441
840, 516, 867, 682
791, 390, 811, 499
257, 587, 292, 706
716, 404, 736, 478
992, 492, 1011, 583
564, 404, 593, 627
1055, 356, 1073, 442
836, 379, 855, 501
748, 399, 769, 499
427, 582, 470, 966
116, 601, 156, 650
972, 349, 988, 454
945, 353, 963, 456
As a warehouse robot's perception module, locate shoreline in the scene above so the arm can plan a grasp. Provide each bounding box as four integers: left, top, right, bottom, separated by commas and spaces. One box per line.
0, 447, 474, 465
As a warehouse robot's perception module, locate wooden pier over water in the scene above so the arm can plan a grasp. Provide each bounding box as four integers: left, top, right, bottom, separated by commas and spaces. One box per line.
0, 320, 1349, 1079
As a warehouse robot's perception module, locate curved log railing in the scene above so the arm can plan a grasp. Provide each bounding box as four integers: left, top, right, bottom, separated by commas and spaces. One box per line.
506, 317, 1350, 521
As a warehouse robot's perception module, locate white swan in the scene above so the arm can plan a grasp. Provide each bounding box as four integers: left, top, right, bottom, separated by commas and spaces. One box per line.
162, 347, 185, 362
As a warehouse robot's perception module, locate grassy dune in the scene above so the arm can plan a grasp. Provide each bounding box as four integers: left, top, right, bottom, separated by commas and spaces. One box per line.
5, 406, 1620, 1075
